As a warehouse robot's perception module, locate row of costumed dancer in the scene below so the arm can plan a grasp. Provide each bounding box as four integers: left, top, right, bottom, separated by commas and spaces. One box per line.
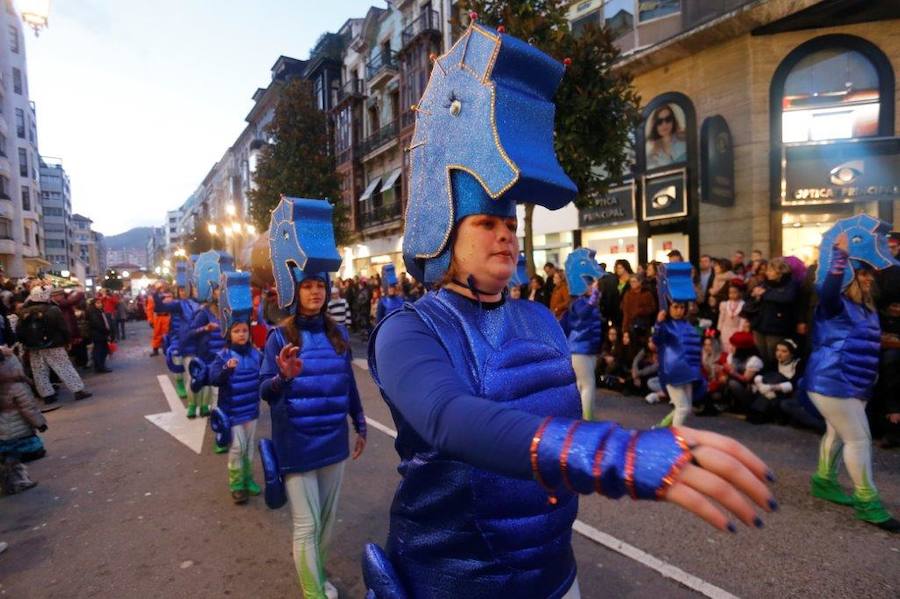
156, 19, 897, 599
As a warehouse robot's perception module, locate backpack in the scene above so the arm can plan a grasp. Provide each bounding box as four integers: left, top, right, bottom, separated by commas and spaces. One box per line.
19, 308, 52, 349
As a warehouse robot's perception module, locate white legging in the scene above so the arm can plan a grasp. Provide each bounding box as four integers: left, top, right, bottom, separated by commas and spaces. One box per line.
227, 420, 256, 471
809, 392, 877, 500
285, 461, 345, 598
665, 383, 693, 427
571, 354, 598, 420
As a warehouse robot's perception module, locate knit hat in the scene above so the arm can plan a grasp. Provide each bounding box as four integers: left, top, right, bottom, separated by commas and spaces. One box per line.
729, 331, 756, 350
28, 285, 50, 303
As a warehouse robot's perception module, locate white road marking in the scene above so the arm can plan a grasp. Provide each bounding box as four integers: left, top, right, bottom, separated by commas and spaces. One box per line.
363, 415, 738, 599
145, 375, 207, 455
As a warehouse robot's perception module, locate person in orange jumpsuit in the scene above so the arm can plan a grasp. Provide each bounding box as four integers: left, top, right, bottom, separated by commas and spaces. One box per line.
149, 282, 170, 356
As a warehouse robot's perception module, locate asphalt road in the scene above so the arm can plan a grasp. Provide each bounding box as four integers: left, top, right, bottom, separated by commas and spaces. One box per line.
1, 323, 898, 598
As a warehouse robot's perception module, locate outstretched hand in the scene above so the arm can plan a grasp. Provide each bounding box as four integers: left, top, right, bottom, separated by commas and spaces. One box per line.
663, 427, 777, 532
276, 344, 302, 380
352, 434, 366, 460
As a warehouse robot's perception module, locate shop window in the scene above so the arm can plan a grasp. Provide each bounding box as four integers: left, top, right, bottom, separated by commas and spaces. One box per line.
781, 48, 881, 143
12, 68, 21, 94
638, 0, 679, 22
604, 0, 634, 39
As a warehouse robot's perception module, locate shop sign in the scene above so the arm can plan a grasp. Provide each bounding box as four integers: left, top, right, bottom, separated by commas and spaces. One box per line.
782, 137, 900, 205
642, 168, 688, 221
578, 183, 635, 228
700, 115, 735, 207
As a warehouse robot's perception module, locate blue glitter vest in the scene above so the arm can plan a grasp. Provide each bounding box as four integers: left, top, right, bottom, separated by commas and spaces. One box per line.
370, 290, 581, 598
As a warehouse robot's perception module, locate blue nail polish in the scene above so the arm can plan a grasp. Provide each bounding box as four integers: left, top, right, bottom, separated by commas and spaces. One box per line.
768, 498, 779, 512
726, 521, 737, 533
753, 516, 764, 529
765, 470, 776, 483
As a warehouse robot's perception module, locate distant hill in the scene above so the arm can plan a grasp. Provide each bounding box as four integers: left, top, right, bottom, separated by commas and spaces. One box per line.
104, 227, 152, 251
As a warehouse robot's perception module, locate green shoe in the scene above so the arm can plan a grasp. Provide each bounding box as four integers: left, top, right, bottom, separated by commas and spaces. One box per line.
243, 457, 261, 495
186, 404, 197, 419
852, 493, 897, 526
213, 443, 229, 454
810, 474, 853, 506
174, 378, 187, 399
228, 467, 245, 492
199, 405, 210, 418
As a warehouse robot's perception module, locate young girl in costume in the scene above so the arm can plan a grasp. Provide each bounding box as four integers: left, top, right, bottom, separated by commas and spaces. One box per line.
806, 224, 899, 532
257, 197, 367, 599
155, 264, 197, 401
208, 319, 262, 504
360, 21, 775, 599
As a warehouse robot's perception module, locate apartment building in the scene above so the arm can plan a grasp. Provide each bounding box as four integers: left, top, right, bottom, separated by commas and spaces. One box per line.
38, 156, 72, 272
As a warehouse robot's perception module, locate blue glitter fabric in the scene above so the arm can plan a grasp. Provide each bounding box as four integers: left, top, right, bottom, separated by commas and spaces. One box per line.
219, 271, 252, 336
268, 197, 343, 311
815, 214, 897, 290
193, 250, 234, 302
564, 248, 602, 296
656, 262, 696, 311
382, 264, 398, 287
509, 253, 529, 287
404, 23, 577, 283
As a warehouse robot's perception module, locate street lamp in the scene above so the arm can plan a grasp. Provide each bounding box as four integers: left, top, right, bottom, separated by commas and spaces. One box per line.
163, 259, 171, 268
226, 203, 236, 217
60, 269, 70, 278
154, 266, 162, 275
121, 270, 130, 278
246, 224, 256, 236
19, 0, 50, 36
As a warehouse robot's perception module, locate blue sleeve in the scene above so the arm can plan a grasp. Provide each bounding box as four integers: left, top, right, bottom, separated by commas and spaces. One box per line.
187, 309, 209, 339
346, 348, 367, 438
818, 247, 849, 317
374, 311, 542, 480
259, 330, 286, 402
376, 300, 386, 324
153, 293, 179, 314
208, 350, 232, 387
559, 307, 571, 337
652, 320, 670, 346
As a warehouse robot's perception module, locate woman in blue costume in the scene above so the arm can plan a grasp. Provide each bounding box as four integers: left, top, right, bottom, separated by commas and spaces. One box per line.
805, 220, 899, 532
155, 262, 199, 403
257, 197, 367, 599
362, 21, 777, 599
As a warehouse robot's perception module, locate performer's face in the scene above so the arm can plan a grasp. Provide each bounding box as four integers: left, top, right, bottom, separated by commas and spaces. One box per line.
854, 268, 874, 293
298, 278, 327, 315
230, 322, 250, 345
453, 215, 519, 292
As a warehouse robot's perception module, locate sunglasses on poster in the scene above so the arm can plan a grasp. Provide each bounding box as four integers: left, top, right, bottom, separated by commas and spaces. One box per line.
655, 115, 674, 125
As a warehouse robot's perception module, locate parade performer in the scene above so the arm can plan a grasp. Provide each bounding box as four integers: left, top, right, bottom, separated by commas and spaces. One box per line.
148, 282, 169, 357
654, 262, 703, 428
155, 262, 197, 401
186, 250, 232, 421
559, 248, 604, 420
805, 216, 899, 532
362, 21, 775, 599
206, 271, 263, 504
257, 197, 367, 599
375, 264, 404, 323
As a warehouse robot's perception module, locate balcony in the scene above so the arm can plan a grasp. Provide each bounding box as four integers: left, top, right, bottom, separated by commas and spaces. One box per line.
366, 50, 398, 85
335, 142, 360, 166
335, 78, 366, 105
0, 155, 9, 176
357, 200, 403, 230
361, 121, 398, 156
402, 9, 441, 48
0, 238, 15, 255
400, 110, 415, 130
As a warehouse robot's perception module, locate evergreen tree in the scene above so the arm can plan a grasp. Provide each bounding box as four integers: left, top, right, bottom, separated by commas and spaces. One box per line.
456, 1, 641, 274
184, 217, 215, 255
248, 79, 347, 244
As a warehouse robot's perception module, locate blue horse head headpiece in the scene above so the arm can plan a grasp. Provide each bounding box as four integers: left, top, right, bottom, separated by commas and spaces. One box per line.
816, 214, 897, 290
219, 271, 252, 338
382, 264, 398, 289
404, 23, 578, 284
175, 260, 189, 290
565, 248, 603, 296
508, 253, 528, 287
656, 262, 696, 311
193, 250, 234, 303
268, 196, 343, 311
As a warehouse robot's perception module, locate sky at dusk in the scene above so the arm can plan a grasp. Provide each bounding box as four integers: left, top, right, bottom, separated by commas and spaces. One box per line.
24, 0, 379, 236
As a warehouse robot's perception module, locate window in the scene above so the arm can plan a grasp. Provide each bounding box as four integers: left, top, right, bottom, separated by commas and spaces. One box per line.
43, 207, 64, 216
15, 109, 25, 138
638, 0, 680, 22
0, 133, 5, 157
8, 24, 17, 53
604, 0, 635, 40
23, 224, 30, 246
0, 175, 7, 198
21, 186, 29, 211
18, 148, 27, 177
45, 238, 66, 248
12, 68, 21, 94
571, 9, 601, 37
0, 218, 11, 239
781, 48, 881, 143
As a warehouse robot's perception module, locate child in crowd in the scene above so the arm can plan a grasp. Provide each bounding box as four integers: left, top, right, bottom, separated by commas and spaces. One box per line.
717, 279, 749, 354
697, 330, 725, 416
208, 320, 263, 504
720, 331, 764, 413
0, 345, 46, 494
597, 326, 626, 390
631, 337, 662, 401
748, 338, 802, 424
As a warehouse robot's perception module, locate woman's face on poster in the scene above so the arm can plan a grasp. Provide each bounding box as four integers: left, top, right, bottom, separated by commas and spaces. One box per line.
654, 107, 675, 139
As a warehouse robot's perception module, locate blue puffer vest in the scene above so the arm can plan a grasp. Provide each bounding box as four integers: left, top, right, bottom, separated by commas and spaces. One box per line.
214, 345, 262, 425
268, 318, 353, 473
176, 299, 199, 357
805, 296, 880, 400
564, 296, 603, 355
654, 318, 701, 387
369, 290, 581, 599
194, 306, 226, 363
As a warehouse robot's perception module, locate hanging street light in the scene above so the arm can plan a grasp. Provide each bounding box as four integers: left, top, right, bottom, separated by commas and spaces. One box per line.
19, 0, 50, 36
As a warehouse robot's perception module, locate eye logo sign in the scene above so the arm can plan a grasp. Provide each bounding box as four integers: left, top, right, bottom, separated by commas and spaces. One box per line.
829, 160, 863, 186
652, 185, 676, 209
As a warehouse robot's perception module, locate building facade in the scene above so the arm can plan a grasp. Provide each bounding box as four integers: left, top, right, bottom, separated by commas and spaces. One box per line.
38, 156, 72, 273
0, 2, 45, 276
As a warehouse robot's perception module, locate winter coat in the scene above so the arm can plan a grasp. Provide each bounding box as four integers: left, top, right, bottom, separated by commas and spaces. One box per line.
188, 306, 226, 363
560, 294, 603, 354
208, 343, 262, 425
87, 306, 113, 344
653, 318, 702, 386
0, 355, 46, 441
621, 287, 657, 335
16, 302, 70, 349
549, 280, 571, 319
750, 274, 799, 337
53, 291, 84, 341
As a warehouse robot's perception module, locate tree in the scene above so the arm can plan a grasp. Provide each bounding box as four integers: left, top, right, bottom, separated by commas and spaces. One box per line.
248, 79, 347, 244
184, 217, 215, 256
456, 1, 641, 275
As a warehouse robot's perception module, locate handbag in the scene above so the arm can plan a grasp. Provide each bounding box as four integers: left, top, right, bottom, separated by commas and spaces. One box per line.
108, 341, 118, 354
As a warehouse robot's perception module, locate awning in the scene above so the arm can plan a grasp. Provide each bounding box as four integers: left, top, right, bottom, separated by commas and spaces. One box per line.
359, 177, 381, 202
382, 168, 402, 190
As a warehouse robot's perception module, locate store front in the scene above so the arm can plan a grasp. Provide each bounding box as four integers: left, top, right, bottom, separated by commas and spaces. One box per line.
579, 182, 639, 270
340, 233, 404, 280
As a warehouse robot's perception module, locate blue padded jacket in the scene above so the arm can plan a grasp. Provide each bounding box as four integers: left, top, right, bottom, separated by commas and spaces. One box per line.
154, 294, 198, 356
259, 315, 366, 474
209, 343, 262, 425
653, 318, 701, 387
188, 306, 227, 363
376, 295, 404, 323
559, 294, 603, 355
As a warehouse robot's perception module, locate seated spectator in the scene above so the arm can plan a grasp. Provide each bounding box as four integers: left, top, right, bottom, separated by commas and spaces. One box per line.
697, 330, 726, 416
621, 275, 656, 338
527, 274, 549, 306
630, 337, 662, 402
749, 338, 802, 425
597, 327, 627, 390
717, 279, 749, 354
719, 331, 764, 413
